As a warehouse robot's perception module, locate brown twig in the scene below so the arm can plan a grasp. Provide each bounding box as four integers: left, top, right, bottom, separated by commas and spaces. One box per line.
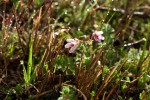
94, 6, 150, 18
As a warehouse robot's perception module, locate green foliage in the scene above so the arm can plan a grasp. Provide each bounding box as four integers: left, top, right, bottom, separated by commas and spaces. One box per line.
55, 55, 75, 74
6, 84, 24, 99
58, 86, 76, 100
21, 36, 35, 90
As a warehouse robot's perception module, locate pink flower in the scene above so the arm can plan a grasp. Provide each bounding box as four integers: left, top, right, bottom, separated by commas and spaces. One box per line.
65, 38, 80, 53
93, 31, 105, 42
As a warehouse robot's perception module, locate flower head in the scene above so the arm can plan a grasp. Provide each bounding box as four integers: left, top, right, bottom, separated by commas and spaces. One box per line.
93, 31, 105, 42
65, 38, 80, 53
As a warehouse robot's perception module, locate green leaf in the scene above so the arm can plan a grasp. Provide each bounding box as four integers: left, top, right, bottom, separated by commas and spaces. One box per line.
15, 84, 24, 95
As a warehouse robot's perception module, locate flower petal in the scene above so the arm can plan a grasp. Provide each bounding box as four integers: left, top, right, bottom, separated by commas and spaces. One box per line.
65, 43, 72, 48
65, 38, 80, 53
93, 31, 104, 42
98, 35, 105, 40
69, 45, 77, 53
94, 34, 99, 41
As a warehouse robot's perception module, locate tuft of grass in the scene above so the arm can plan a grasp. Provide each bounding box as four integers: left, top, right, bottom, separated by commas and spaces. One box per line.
21, 35, 35, 91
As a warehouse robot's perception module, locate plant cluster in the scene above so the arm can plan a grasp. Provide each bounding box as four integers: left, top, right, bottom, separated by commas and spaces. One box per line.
0, 0, 150, 100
